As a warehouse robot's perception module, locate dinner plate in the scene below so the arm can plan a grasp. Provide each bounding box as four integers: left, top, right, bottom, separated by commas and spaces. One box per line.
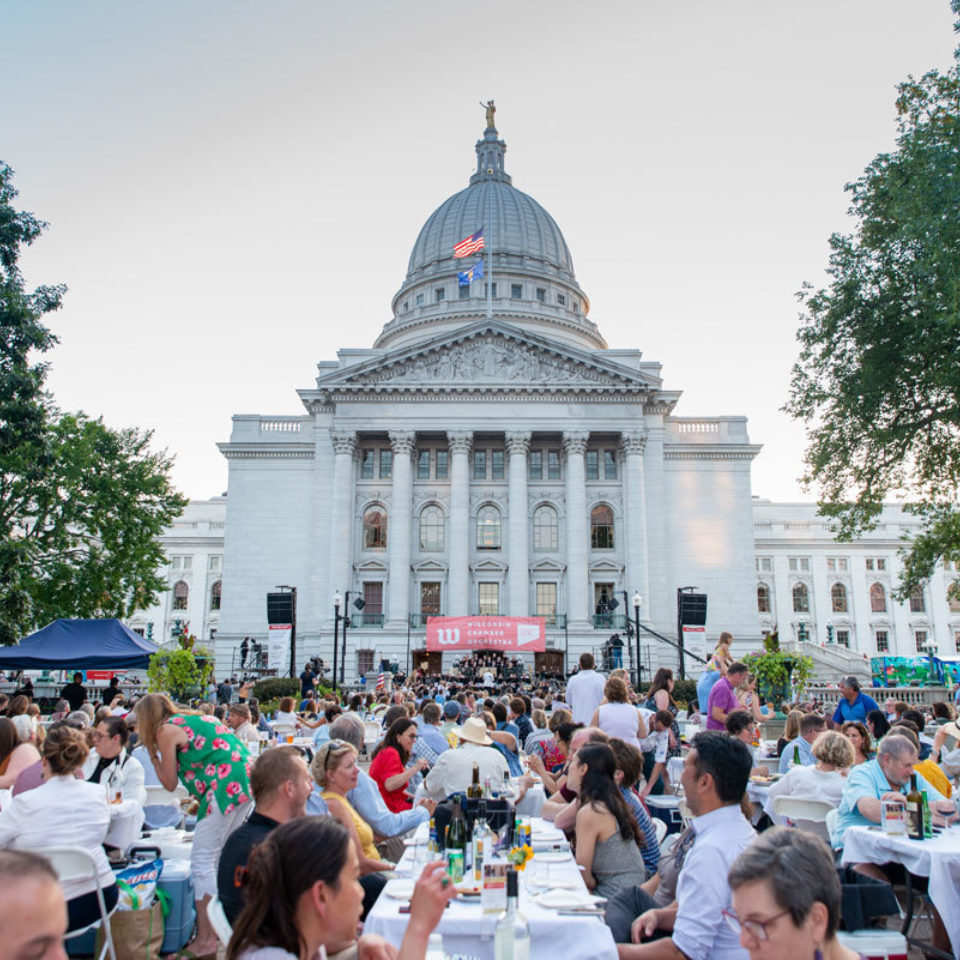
534, 889, 597, 909
534, 850, 572, 863
383, 879, 416, 900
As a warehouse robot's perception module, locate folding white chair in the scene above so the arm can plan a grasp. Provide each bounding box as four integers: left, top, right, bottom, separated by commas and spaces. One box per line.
207, 895, 233, 947
678, 798, 693, 829
272, 723, 297, 741
34, 846, 118, 960
652, 817, 668, 848
772, 795, 835, 842
143, 783, 189, 806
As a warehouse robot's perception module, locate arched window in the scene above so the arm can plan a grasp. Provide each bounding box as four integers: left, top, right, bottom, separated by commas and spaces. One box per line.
477, 506, 501, 549
419, 505, 444, 551
757, 583, 771, 613
363, 507, 387, 549
590, 504, 614, 549
210, 581, 221, 611
533, 505, 558, 551
909, 586, 926, 613
870, 582, 887, 613
831, 582, 848, 613
173, 580, 189, 611
792, 582, 809, 613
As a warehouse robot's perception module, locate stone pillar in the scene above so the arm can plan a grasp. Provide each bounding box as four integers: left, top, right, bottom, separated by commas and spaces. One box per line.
447, 431, 473, 617
387, 431, 416, 625
643, 422, 668, 630
506, 431, 531, 616
563, 431, 589, 624
621, 431, 650, 617
327, 429, 357, 605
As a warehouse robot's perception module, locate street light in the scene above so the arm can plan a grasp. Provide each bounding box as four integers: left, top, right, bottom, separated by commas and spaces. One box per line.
633, 591, 643, 690
332, 591, 343, 693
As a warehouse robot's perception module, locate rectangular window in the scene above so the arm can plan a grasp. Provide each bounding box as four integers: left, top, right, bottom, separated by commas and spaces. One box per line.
435, 450, 448, 479
909, 590, 926, 613
459, 284, 470, 300
420, 582, 441, 616
755, 557, 773, 573
955, 630, 960, 654
865, 558, 873, 571
585, 450, 599, 480
547, 449, 561, 479
357, 649, 375, 675
603, 450, 617, 479
361, 450, 375, 479
915, 630, 928, 653
529, 450, 542, 479
402, 301, 408, 312
867, 556, 888, 572
536, 288, 546, 303
788, 557, 811, 573
473, 450, 487, 479
877, 558, 887, 571
536, 583, 557, 620
209, 556, 222, 571
876, 631, 889, 653
491, 449, 504, 479
478, 582, 500, 615
836, 630, 850, 648
416, 293, 424, 306
511, 284, 522, 299
557, 293, 566, 305
363, 582, 383, 617
379, 449, 392, 479
484, 282, 497, 297
132, 626, 145, 637
573, 301, 580, 314
417, 450, 430, 479
827, 557, 849, 573
435, 287, 445, 301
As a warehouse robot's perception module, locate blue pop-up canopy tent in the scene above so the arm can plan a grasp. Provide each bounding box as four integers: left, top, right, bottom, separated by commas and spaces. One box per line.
0, 618, 159, 670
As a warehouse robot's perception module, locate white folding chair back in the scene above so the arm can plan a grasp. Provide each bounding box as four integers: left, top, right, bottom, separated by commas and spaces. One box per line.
207, 895, 233, 947
272, 723, 297, 739
144, 783, 189, 806
772, 795, 834, 841
652, 818, 668, 847
33, 846, 118, 960
678, 798, 693, 828
363, 721, 381, 745
824, 807, 840, 848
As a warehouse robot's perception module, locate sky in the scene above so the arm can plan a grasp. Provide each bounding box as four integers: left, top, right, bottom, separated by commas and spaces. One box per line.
3, 0, 957, 503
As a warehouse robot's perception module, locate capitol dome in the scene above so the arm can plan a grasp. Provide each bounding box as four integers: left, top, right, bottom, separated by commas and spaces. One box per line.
375, 112, 604, 352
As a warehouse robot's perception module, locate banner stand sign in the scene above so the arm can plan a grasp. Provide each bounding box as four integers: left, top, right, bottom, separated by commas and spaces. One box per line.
268, 624, 292, 674
681, 625, 706, 663
425, 616, 546, 653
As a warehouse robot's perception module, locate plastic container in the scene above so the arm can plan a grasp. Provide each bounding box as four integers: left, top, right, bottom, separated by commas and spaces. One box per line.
645, 795, 683, 835
836, 930, 907, 960
158, 858, 196, 954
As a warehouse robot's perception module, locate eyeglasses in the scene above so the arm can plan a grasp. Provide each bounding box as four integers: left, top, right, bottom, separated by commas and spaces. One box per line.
323, 740, 352, 769
722, 908, 791, 941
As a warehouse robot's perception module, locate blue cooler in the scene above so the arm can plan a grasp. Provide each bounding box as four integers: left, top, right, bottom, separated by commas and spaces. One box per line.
158, 859, 196, 954
646, 794, 684, 835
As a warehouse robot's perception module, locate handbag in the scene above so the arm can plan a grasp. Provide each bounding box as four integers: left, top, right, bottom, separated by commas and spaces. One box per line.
96, 891, 168, 960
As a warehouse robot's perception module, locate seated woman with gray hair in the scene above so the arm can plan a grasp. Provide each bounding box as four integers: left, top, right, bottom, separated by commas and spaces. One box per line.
726, 827, 860, 960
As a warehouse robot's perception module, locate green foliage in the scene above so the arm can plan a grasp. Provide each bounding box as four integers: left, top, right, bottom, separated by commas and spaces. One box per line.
670, 678, 698, 707
148, 644, 213, 701
252, 677, 301, 703
0, 163, 186, 644
785, 8, 960, 602
744, 649, 815, 703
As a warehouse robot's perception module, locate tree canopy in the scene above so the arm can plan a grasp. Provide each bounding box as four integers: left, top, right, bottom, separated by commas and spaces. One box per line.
786, 2, 960, 601
0, 162, 186, 644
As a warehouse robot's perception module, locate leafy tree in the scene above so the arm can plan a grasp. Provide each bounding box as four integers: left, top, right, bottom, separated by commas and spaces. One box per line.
148, 640, 213, 702
786, 3, 960, 601
0, 163, 187, 643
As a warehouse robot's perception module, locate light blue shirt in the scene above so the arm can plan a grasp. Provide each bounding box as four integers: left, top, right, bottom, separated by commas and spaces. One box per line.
778, 735, 816, 774
306, 785, 330, 818
834, 757, 945, 844
672, 803, 754, 960
347, 768, 429, 838
313, 725, 331, 748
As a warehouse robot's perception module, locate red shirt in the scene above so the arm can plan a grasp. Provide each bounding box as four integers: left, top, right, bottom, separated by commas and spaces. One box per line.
369, 746, 412, 812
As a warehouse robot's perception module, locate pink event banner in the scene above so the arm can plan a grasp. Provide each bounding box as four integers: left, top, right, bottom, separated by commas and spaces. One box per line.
425, 616, 546, 652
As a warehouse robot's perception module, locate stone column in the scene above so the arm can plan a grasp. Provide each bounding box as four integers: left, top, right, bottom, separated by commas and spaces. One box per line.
621, 431, 650, 616
506, 431, 531, 616
387, 431, 416, 625
447, 431, 473, 617
327, 429, 357, 605
563, 431, 589, 625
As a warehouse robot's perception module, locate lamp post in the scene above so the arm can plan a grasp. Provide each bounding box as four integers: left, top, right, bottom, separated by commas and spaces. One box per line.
332, 591, 342, 693
922, 640, 939, 685
633, 591, 643, 690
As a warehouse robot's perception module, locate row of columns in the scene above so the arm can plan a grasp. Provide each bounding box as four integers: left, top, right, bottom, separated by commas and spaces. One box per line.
326, 427, 651, 624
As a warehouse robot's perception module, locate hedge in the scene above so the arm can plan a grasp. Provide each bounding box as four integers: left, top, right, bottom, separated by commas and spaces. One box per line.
252, 677, 300, 703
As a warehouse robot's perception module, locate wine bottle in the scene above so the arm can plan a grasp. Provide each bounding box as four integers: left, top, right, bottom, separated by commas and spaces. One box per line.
467, 762, 483, 799
906, 773, 924, 840
494, 869, 530, 960
447, 795, 468, 853
472, 799, 493, 882
792, 743, 801, 766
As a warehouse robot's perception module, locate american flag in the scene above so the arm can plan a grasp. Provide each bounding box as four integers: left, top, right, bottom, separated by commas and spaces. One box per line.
453, 228, 484, 258
376, 672, 385, 690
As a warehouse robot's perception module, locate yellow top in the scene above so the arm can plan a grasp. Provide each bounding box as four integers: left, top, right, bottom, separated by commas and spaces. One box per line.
322, 790, 379, 861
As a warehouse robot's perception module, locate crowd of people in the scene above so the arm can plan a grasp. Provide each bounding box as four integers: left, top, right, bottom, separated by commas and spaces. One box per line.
0, 639, 959, 960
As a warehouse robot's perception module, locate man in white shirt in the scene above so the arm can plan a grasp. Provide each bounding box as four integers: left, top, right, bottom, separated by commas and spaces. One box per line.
227, 704, 260, 744
565, 652, 606, 724
83, 716, 147, 807
637, 708, 674, 799
423, 717, 509, 800
607, 731, 755, 960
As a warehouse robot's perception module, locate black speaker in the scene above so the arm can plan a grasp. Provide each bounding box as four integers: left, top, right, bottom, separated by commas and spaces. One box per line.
678, 593, 707, 626
267, 592, 295, 624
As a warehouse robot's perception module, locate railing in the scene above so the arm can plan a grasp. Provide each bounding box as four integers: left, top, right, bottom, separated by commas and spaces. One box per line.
408, 613, 442, 628
542, 614, 567, 628
259, 419, 302, 432
353, 613, 384, 628
592, 613, 628, 630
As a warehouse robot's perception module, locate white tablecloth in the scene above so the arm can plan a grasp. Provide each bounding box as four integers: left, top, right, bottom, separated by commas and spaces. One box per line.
841, 825, 960, 956
364, 818, 617, 960
105, 804, 145, 851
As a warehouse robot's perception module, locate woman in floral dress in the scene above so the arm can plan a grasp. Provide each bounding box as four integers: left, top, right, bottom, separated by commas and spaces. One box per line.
135, 693, 253, 960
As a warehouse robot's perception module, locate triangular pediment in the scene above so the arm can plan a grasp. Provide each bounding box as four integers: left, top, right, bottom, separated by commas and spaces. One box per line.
308, 320, 661, 398
531, 558, 565, 573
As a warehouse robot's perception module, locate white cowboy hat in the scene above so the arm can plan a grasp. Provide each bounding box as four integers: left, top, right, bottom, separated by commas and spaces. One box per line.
453, 716, 494, 746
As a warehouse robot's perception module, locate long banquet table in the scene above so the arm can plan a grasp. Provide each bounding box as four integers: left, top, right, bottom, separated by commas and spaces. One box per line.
364, 817, 618, 960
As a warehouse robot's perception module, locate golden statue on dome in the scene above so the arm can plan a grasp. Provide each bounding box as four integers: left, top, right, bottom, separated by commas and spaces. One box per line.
480, 99, 496, 129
